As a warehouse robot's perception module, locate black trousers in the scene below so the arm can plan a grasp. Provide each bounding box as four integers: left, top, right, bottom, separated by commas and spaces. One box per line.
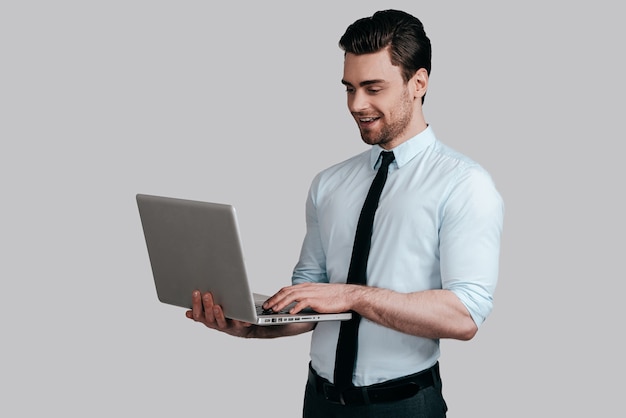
303, 365, 448, 418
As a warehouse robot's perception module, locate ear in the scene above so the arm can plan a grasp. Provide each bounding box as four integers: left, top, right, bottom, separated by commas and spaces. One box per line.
411, 68, 429, 100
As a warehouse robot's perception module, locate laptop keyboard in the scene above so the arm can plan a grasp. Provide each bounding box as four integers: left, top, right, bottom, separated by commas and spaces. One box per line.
255, 303, 291, 316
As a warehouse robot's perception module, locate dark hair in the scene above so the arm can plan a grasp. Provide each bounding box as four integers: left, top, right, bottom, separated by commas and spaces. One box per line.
339, 9, 432, 84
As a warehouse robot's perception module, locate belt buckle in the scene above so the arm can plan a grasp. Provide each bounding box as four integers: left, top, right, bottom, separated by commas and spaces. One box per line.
322, 382, 345, 405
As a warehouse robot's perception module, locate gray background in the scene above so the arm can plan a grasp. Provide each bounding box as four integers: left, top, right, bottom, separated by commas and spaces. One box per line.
1, 1, 623, 416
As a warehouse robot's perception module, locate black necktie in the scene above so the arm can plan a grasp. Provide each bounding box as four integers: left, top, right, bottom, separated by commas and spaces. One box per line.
333, 150, 395, 390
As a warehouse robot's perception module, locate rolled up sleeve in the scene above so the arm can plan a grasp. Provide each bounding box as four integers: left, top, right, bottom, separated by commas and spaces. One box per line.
439, 166, 504, 327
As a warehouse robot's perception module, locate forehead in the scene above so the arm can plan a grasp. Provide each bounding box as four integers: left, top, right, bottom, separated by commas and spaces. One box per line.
342, 48, 403, 85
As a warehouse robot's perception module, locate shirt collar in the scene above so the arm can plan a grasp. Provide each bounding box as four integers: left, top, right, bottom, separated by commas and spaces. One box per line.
369, 125, 437, 170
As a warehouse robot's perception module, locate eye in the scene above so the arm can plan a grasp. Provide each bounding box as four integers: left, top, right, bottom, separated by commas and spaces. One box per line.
345, 87, 355, 94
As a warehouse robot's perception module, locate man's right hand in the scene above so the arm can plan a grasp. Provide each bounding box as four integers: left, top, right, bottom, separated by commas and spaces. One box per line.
185, 290, 255, 338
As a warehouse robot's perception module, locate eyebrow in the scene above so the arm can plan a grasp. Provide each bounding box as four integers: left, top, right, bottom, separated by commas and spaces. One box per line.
341, 79, 387, 87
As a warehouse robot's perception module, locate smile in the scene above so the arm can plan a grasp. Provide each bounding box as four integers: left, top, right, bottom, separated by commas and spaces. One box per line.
357, 116, 381, 126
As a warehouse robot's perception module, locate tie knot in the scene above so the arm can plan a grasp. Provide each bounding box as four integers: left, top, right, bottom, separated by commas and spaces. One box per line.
379, 151, 395, 170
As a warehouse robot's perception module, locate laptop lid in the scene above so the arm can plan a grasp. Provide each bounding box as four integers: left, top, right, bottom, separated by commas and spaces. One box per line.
136, 194, 352, 325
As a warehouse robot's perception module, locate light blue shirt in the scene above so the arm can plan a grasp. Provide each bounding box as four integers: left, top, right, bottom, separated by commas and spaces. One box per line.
292, 126, 504, 386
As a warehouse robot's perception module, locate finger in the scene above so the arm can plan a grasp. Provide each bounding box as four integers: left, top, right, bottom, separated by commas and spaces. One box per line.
202, 292, 217, 324
191, 290, 204, 321
290, 300, 310, 314
262, 287, 288, 309
212, 305, 228, 329
266, 286, 300, 311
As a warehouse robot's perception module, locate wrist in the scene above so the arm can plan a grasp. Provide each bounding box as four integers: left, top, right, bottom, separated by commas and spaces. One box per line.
347, 284, 371, 313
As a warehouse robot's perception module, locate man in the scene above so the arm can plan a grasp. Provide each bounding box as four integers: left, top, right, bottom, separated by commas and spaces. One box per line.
187, 9, 504, 417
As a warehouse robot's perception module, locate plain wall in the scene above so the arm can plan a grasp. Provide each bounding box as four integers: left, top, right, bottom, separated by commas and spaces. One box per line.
1, 1, 624, 416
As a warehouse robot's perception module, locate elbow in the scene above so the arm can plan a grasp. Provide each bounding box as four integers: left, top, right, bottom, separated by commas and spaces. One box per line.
447, 289, 490, 341
433, 314, 478, 341
459, 322, 478, 341
454, 318, 479, 341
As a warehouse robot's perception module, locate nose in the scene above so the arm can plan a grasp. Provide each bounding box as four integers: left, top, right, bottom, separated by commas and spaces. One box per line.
348, 90, 368, 113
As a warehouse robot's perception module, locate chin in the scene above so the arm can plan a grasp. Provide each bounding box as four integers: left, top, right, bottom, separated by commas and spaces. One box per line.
359, 129, 378, 144
360, 133, 389, 147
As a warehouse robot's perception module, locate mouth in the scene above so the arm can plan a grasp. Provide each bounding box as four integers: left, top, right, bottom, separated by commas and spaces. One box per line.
356, 115, 381, 128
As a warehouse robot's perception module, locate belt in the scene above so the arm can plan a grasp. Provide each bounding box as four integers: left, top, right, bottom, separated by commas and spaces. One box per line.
308, 362, 440, 406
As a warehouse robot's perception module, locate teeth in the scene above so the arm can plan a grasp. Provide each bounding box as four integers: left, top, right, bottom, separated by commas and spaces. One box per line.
360, 117, 376, 122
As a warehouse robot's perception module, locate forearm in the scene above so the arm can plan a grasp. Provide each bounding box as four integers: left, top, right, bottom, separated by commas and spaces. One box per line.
350, 286, 478, 340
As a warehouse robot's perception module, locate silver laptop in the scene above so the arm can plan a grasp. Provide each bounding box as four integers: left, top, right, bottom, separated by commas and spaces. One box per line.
136, 194, 352, 326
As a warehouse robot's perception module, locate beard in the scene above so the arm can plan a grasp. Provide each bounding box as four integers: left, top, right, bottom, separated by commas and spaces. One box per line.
357, 89, 414, 147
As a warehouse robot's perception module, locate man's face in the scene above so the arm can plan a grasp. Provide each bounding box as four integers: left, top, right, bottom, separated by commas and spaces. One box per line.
342, 48, 419, 150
